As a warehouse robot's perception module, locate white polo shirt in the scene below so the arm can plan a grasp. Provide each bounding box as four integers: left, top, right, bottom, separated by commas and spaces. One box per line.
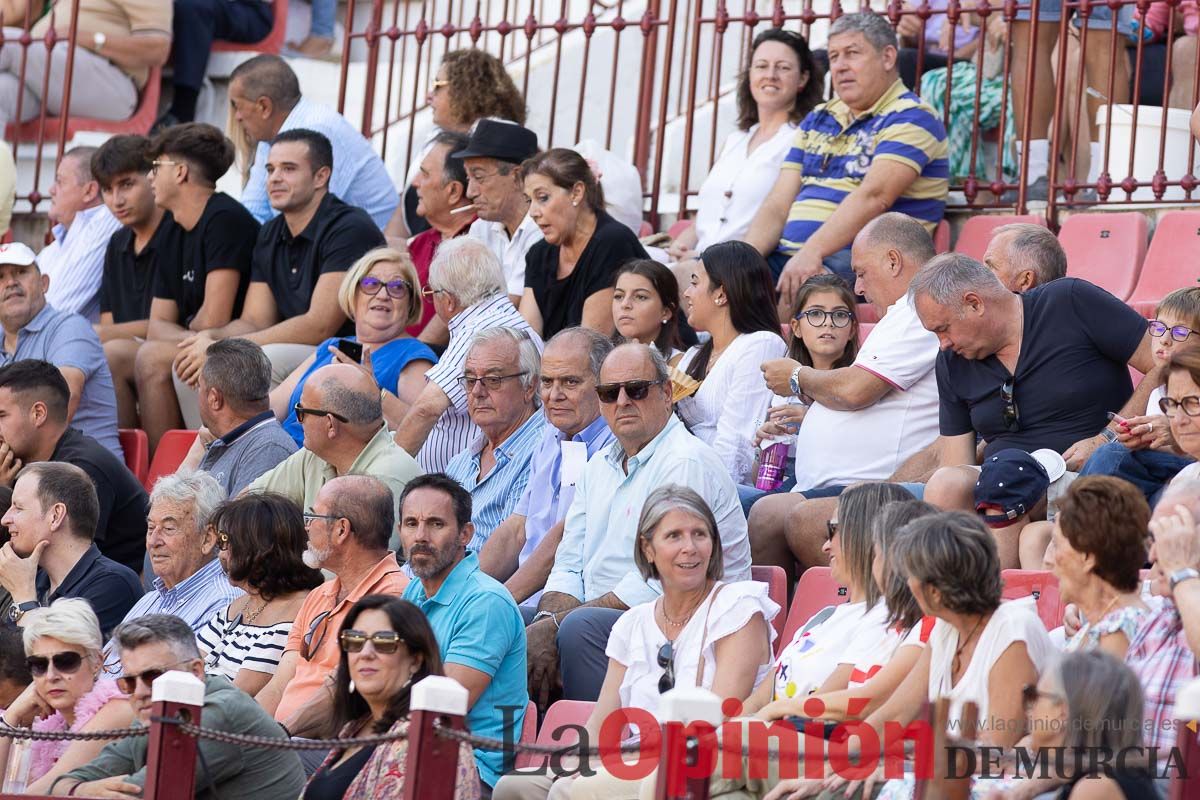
790, 292, 941, 490
467, 213, 544, 297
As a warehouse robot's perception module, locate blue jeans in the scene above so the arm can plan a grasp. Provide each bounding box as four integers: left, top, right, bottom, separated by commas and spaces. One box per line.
310, 0, 336, 38
766, 249, 855, 289
556, 607, 623, 701
1013, 0, 1132, 30
1079, 442, 1194, 507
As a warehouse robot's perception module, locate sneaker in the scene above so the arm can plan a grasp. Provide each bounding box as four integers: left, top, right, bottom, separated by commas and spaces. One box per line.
285, 35, 335, 59
1000, 176, 1049, 204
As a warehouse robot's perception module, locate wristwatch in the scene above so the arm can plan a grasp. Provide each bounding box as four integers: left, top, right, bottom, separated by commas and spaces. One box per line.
7, 600, 39, 624
789, 366, 803, 398
92, 31, 106, 52
1169, 567, 1200, 592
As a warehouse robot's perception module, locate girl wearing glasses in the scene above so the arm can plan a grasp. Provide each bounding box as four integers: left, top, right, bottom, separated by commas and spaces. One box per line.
0, 599, 131, 794
678, 241, 787, 484
195, 494, 323, 697
304, 595, 479, 800
271, 247, 438, 444
1079, 287, 1200, 503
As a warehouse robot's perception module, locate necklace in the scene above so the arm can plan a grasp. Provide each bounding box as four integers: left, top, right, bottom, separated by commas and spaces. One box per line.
660, 585, 710, 629
242, 597, 268, 626
952, 613, 989, 677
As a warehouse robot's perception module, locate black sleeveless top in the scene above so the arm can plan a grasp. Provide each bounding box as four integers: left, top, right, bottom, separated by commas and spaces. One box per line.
1056, 769, 1158, 800
303, 745, 378, 800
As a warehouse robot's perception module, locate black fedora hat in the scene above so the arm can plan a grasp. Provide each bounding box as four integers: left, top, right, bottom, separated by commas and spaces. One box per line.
452, 119, 539, 164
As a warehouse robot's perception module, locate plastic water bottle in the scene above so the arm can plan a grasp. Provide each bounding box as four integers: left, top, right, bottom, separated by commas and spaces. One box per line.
755, 439, 791, 491
2, 738, 31, 793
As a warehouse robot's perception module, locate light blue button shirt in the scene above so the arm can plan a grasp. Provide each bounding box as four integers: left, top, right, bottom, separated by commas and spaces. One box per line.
39, 203, 122, 323
445, 409, 546, 550
242, 97, 398, 229
543, 415, 752, 607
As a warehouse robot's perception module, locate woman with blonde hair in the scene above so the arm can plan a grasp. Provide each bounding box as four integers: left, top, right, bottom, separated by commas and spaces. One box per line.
270, 247, 438, 438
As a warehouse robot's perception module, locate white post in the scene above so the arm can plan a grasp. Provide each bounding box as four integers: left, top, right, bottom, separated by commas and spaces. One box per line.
409, 674, 470, 716
404, 675, 471, 800
654, 687, 721, 800
150, 671, 206, 706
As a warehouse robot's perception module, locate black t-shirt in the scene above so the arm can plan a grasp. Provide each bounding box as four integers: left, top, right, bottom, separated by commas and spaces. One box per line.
524, 211, 648, 339
100, 212, 185, 323
35, 545, 142, 639
50, 427, 150, 575
936, 277, 1147, 457
154, 192, 259, 326
251, 192, 386, 337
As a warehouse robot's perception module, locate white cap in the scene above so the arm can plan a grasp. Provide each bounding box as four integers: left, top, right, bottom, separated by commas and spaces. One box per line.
1030, 448, 1067, 483
0, 242, 37, 267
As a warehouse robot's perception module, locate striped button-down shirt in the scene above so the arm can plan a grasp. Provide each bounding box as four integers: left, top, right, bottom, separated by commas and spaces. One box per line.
242, 97, 398, 229
446, 409, 546, 551
102, 557, 244, 672
39, 204, 122, 322
418, 294, 543, 472
1126, 600, 1199, 750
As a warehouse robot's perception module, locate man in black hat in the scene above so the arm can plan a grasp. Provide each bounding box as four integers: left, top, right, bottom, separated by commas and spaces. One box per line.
973, 448, 1052, 570
458, 120, 541, 305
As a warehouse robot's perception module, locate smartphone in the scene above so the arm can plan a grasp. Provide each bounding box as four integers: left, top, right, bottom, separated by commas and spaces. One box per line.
1106, 411, 1131, 430
337, 339, 364, 363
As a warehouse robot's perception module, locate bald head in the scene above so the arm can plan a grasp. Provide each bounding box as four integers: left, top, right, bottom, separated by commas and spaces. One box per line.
850, 212, 937, 308
857, 212, 936, 268
602, 342, 670, 385
318, 475, 394, 553
308, 364, 382, 426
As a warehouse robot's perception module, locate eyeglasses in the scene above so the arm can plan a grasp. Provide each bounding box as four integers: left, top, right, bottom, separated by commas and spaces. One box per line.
216, 530, 231, 551
293, 403, 350, 424
359, 276, 412, 299
26, 651, 84, 677
431, 78, 450, 91
826, 520, 839, 542
456, 372, 528, 392
339, 629, 404, 654
595, 379, 665, 404
115, 659, 195, 695
1021, 684, 1065, 708
303, 511, 341, 529
1149, 320, 1193, 343
797, 309, 854, 328
657, 642, 675, 694
420, 286, 446, 299
1160, 395, 1200, 418
301, 611, 333, 661
149, 159, 177, 176
1000, 376, 1019, 431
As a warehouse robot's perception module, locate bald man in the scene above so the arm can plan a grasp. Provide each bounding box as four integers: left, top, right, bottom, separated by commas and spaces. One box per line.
247, 364, 421, 537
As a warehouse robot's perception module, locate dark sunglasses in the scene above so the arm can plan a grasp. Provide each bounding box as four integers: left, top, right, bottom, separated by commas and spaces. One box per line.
294, 403, 350, 424
657, 641, 675, 694
340, 629, 404, 654
301, 611, 333, 660
1001, 376, 1019, 431
596, 379, 665, 404
1160, 395, 1200, 418
27, 651, 84, 677
1148, 320, 1193, 342
358, 276, 412, 299
1021, 683, 1064, 708
796, 308, 854, 328
115, 659, 194, 695
826, 520, 839, 542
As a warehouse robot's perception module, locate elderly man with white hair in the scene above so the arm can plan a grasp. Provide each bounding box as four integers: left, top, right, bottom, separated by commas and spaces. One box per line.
982, 222, 1068, 294
395, 237, 543, 472
103, 470, 238, 669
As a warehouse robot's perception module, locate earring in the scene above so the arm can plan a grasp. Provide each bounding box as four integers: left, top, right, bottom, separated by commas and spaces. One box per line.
348, 679, 356, 695
572, 200, 578, 207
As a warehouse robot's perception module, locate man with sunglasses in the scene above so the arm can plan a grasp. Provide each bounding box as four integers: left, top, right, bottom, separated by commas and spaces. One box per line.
51, 614, 305, 799
247, 364, 420, 536
530, 343, 751, 702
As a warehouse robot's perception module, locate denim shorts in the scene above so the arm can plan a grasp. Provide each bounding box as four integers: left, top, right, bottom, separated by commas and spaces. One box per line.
1014, 0, 1134, 32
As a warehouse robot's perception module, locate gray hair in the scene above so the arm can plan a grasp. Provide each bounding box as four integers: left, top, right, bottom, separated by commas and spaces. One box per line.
829, 12, 898, 52
632, 484, 724, 582
1157, 479, 1200, 517
230, 54, 302, 111
992, 223, 1067, 285
546, 327, 613, 381
320, 374, 383, 425
113, 614, 201, 661
325, 475, 394, 552
149, 469, 226, 535
907, 252, 1010, 307
1045, 651, 1145, 755
836, 482, 913, 609
467, 327, 542, 394
859, 212, 936, 267
201, 338, 271, 412
22, 598, 103, 657
63, 146, 99, 184
429, 237, 506, 308
896, 511, 1003, 616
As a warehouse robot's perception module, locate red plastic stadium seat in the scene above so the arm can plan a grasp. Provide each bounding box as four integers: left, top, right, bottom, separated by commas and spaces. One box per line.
145, 429, 198, 491
5, 65, 162, 141
1128, 210, 1200, 316
522, 699, 594, 770
117, 428, 149, 486
858, 322, 875, 345
1057, 212, 1147, 300
638, 221, 653, 237
855, 304, 881, 324
778, 566, 849, 657
212, 0, 288, 54
513, 700, 539, 769
668, 219, 694, 241
1001, 569, 1065, 631
953, 214, 1047, 261
934, 219, 950, 254
751, 565, 788, 640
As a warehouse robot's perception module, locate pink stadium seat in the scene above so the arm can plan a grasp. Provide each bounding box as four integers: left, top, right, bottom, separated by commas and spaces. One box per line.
522, 699, 594, 770
1128, 210, 1200, 316
1001, 569, 1066, 631
638, 220, 653, 237
6, 65, 162, 141
751, 565, 787, 640
858, 322, 875, 345
934, 219, 950, 254
212, 0, 288, 54
778, 566, 849, 657
145, 429, 198, 491
668, 219, 694, 241
953, 214, 1048, 261
855, 304, 881, 324
118, 428, 149, 486
1057, 212, 1147, 300
514, 700, 539, 769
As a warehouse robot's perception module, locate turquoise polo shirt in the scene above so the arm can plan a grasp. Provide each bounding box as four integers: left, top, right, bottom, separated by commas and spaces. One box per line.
402, 552, 527, 785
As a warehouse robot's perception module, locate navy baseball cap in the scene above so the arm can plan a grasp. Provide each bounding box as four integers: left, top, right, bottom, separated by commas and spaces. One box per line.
974, 449, 1050, 525
452, 119, 539, 164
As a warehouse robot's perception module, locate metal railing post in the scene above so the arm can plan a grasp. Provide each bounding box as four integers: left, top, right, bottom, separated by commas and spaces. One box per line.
403, 675, 470, 800
142, 671, 204, 800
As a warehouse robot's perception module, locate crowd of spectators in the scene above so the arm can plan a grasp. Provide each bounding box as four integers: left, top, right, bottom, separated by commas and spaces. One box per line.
0, 10, 1193, 800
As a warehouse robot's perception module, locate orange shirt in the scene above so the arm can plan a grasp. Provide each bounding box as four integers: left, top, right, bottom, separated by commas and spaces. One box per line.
275, 552, 409, 722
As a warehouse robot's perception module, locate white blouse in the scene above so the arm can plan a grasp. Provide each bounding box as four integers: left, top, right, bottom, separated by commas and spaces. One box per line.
676, 330, 788, 483
196, 605, 292, 680
773, 600, 891, 700
693, 122, 799, 252
606, 581, 779, 720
